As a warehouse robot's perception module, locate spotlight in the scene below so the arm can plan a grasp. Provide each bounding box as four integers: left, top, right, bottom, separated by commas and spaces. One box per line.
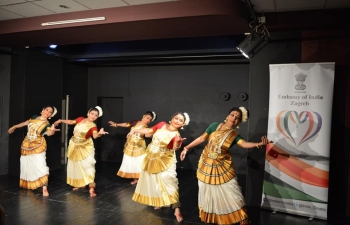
49, 45, 57, 49
238, 0, 270, 58
236, 29, 269, 58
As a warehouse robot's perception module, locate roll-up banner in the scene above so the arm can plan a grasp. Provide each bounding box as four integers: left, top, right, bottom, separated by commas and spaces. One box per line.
261, 62, 335, 220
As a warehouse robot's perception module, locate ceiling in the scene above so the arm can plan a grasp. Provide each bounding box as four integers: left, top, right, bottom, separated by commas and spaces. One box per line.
0, 0, 349, 65
1, 0, 350, 21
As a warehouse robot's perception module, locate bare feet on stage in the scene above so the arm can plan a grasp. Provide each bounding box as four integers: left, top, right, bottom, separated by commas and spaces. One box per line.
240, 219, 251, 225
154, 205, 170, 210
72, 187, 80, 191
89, 187, 96, 197
42, 186, 49, 197
130, 179, 138, 185
174, 208, 183, 222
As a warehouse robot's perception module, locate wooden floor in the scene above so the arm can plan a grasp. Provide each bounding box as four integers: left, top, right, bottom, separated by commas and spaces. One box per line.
0, 162, 344, 225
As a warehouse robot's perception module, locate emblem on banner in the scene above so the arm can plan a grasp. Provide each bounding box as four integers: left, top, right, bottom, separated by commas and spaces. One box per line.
276, 110, 322, 147
295, 73, 307, 90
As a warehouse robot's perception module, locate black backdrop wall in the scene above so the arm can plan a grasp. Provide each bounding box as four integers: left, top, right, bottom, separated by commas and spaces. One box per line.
87, 64, 251, 175
0, 49, 11, 175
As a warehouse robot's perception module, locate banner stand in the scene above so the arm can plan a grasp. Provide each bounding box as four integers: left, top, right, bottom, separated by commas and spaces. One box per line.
261, 62, 335, 220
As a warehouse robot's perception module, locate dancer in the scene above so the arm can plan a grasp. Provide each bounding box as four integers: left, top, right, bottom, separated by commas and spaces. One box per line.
8, 105, 59, 196
180, 107, 271, 225
127, 112, 189, 222
54, 106, 108, 197
108, 111, 157, 185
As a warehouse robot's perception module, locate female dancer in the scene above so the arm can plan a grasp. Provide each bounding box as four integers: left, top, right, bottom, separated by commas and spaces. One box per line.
54, 106, 108, 197
8, 105, 59, 196
180, 107, 271, 225
108, 111, 157, 185
127, 112, 189, 222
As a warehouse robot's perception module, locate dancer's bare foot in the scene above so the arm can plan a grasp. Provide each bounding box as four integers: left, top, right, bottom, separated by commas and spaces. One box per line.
240, 219, 251, 225
174, 208, 183, 222
154, 205, 169, 210
130, 179, 138, 185
42, 186, 49, 197
72, 187, 80, 191
89, 187, 96, 197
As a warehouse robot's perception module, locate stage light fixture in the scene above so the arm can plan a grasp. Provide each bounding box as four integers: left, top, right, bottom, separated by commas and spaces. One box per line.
236, 28, 269, 59
236, 0, 270, 59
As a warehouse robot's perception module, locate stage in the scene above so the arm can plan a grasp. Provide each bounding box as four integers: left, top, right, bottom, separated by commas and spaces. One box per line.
0, 162, 339, 225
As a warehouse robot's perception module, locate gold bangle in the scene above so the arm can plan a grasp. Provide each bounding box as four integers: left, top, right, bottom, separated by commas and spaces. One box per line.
114, 123, 117, 127
256, 143, 262, 149
184, 147, 189, 152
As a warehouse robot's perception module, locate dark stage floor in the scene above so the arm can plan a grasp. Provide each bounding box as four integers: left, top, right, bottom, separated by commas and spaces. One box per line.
0, 162, 345, 225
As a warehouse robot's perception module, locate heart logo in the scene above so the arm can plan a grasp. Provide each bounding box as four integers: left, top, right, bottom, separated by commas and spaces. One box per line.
276, 111, 322, 147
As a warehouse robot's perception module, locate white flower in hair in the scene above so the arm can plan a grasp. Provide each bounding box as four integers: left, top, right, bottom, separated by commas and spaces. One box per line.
151, 111, 157, 121
52, 107, 57, 117
49, 106, 57, 119
183, 112, 190, 125
95, 106, 103, 117
239, 106, 248, 123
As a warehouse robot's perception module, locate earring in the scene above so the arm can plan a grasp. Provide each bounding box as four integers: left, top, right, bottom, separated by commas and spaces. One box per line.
169, 121, 171, 123
181, 126, 184, 129
236, 125, 239, 129
224, 118, 228, 123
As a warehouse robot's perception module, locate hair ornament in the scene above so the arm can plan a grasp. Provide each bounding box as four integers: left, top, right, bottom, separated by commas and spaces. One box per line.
151, 111, 157, 121
239, 106, 248, 123
94, 106, 103, 117
49, 106, 57, 119
183, 112, 190, 126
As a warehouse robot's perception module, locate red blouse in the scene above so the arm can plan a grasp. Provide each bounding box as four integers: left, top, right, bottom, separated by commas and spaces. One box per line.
75, 117, 98, 139
152, 122, 182, 149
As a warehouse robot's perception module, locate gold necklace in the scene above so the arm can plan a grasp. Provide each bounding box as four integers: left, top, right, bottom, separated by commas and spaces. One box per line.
211, 124, 228, 145
224, 124, 232, 130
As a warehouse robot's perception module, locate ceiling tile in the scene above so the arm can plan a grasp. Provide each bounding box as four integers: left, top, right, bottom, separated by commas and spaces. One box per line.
0, 7, 23, 20
275, 0, 327, 11
250, 0, 275, 12
33, 0, 89, 13
124, 0, 173, 6
73, 0, 127, 9
0, 0, 25, 6
2, 2, 54, 17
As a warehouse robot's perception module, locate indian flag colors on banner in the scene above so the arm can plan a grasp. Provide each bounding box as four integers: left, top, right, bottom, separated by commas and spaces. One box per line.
262, 63, 335, 220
